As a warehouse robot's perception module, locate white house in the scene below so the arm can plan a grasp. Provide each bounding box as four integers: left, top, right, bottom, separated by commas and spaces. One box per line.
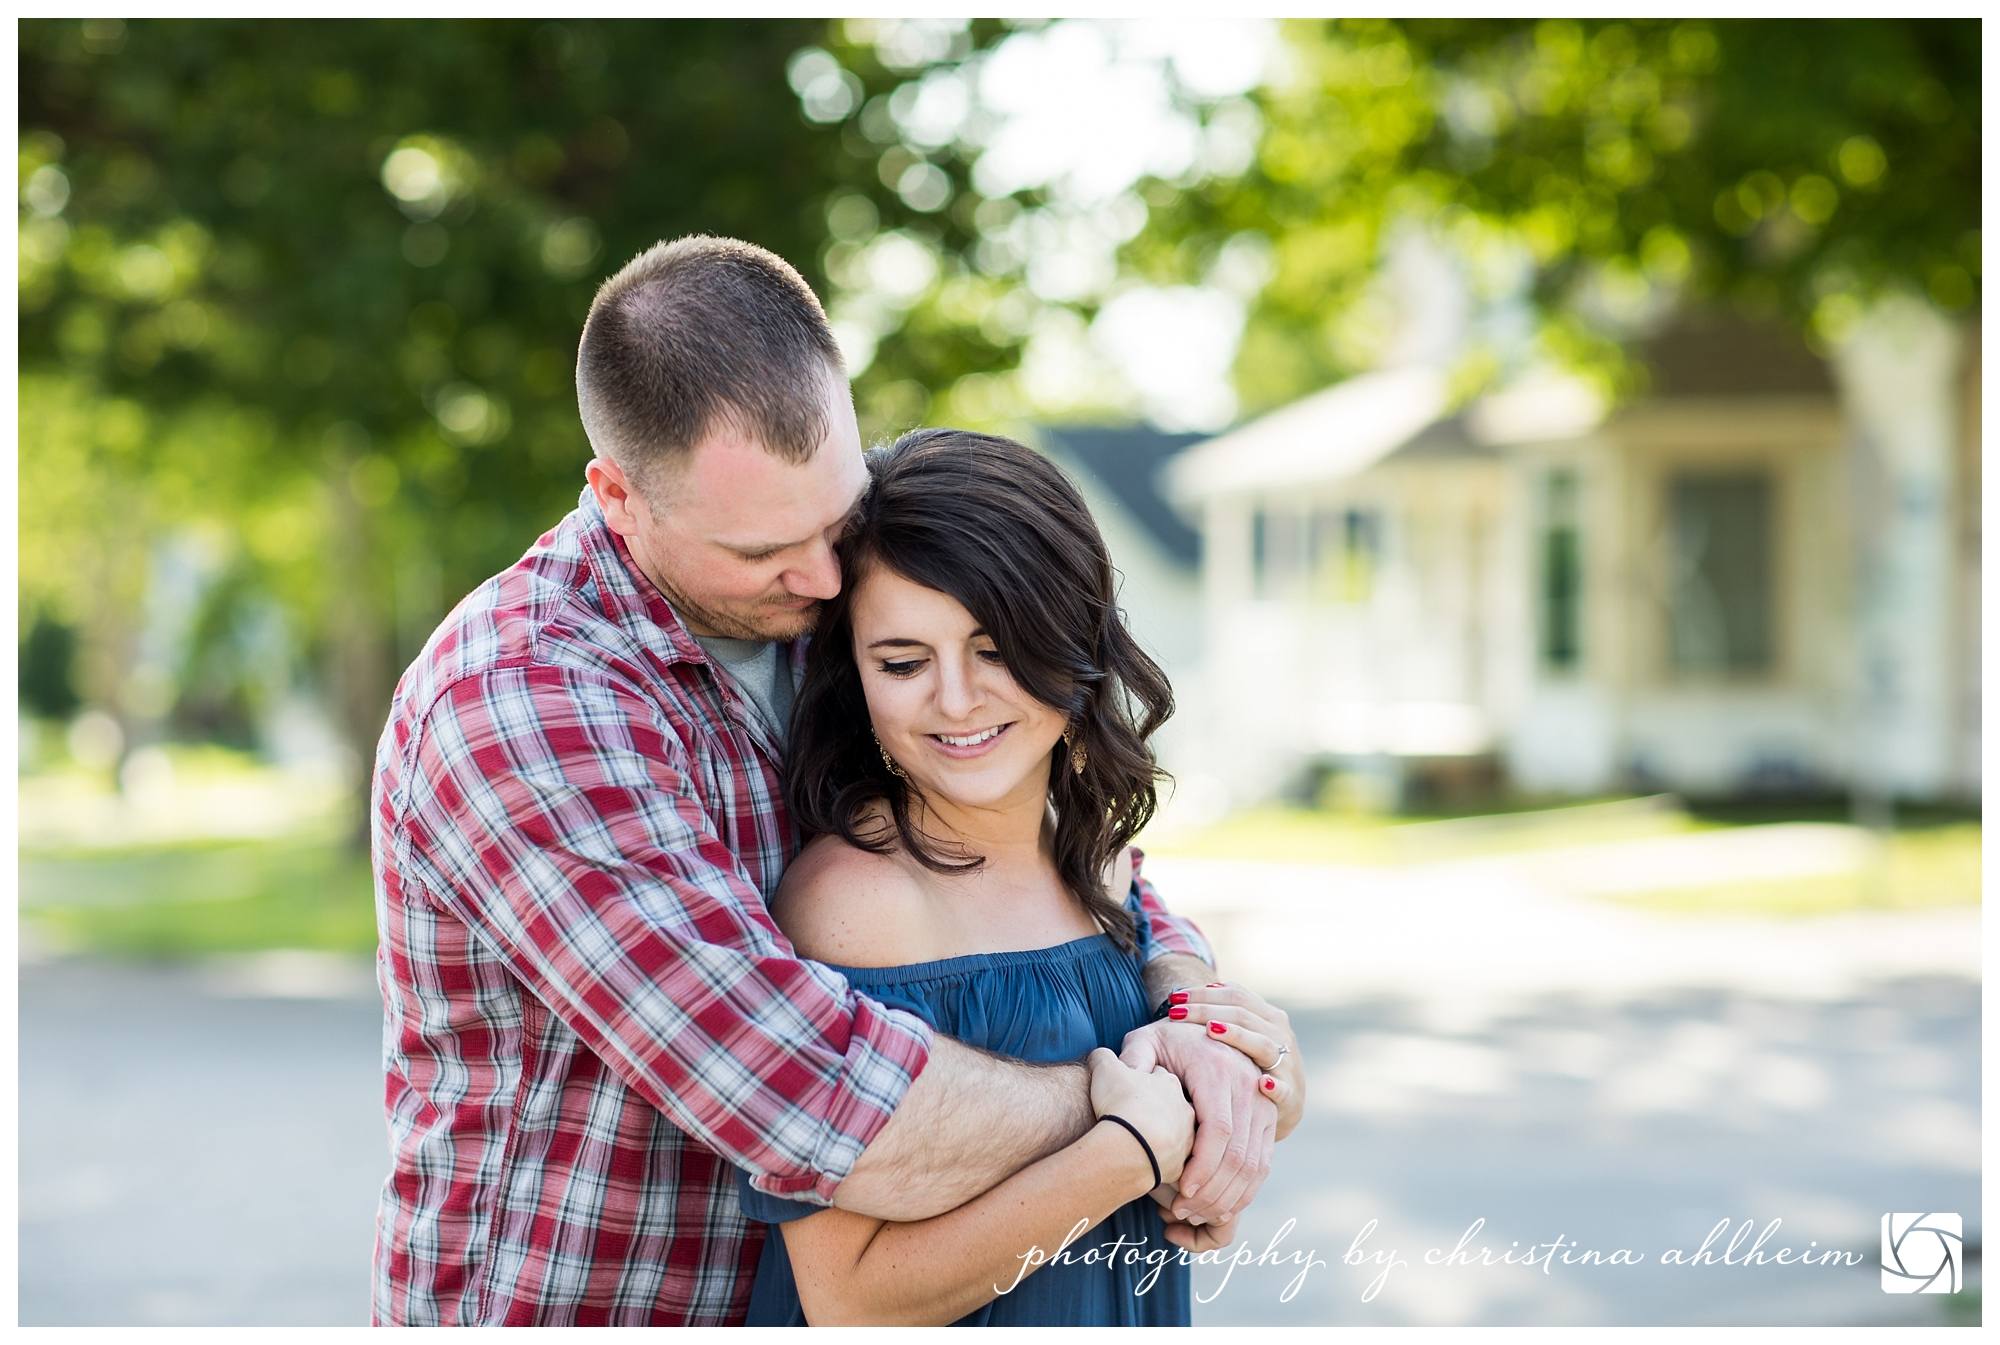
1158, 309, 1980, 813
1036, 426, 1207, 782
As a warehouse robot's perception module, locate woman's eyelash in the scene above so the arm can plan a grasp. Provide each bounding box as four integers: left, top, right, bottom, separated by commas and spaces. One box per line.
875, 652, 999, 675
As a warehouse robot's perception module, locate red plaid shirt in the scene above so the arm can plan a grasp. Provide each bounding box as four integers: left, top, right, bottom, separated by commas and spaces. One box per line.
369, 489, 1212, 1326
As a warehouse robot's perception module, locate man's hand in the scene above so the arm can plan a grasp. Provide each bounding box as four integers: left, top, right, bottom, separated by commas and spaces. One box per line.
1164, 981, 1304, 1139
1118, 1019, 1275, 1227
1149, 1187, 1240, 1252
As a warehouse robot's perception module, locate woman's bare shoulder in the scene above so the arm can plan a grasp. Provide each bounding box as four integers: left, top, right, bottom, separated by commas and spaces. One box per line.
772, 831, 935, 968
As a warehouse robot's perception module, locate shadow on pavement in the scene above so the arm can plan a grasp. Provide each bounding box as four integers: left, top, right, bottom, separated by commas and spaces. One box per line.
17, 959, 1980, 1327
1196, 976, 1980, 1326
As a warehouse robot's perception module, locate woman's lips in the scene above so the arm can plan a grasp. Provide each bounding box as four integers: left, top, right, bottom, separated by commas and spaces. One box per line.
925, 722, 1014, 759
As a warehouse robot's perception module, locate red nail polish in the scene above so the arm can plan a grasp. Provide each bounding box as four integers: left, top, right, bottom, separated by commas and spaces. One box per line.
1168, 1006, 1188, 1020
1263, 1077, 1276, 1090
1169, 990, 1189, 1005
1209, 1020, 1227, 1035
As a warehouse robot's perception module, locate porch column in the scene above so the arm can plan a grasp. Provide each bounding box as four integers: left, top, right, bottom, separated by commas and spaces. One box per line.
1831, 295, 1964, 801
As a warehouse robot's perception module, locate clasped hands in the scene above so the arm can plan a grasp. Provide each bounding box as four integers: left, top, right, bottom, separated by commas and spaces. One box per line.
1087, 981, 1304, 1252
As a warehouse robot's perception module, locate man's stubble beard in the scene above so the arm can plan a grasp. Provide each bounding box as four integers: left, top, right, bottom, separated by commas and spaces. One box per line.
650, 567, 823, 644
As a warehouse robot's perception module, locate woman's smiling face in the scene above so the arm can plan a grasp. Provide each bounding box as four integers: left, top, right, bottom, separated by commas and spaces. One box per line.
849, 565, 1067, 813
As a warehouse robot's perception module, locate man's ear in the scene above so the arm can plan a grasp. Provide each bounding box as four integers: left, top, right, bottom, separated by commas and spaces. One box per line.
586, 456, 648, 537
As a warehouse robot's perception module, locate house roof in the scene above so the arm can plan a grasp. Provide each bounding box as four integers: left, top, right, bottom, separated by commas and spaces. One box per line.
1166, 366, 1450, 501
1039, 425, 1205, 567
1396, 414, 1496, 459
1137, 312, 1831, 508
1167, 364, 1613, 502
1641, 310, 1835, 397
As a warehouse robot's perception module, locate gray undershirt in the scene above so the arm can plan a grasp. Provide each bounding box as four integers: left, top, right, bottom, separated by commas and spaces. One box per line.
693, 634, 796, 747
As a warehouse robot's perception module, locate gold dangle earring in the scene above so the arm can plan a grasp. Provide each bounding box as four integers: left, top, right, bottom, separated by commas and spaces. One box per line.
873, 730, 911, 782
1060, 724, 1087, 775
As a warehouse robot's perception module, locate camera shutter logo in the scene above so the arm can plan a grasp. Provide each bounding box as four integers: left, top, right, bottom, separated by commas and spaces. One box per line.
1880, 1214, 1962, 1293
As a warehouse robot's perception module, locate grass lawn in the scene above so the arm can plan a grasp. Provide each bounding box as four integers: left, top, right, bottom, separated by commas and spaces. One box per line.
1146, 794, 1702, 865
21, 791, 1979, 956
1611, 822, 1983, 917
1145, 795, 1980, 918
20, 836, 378, 957
19, 743, 376, 958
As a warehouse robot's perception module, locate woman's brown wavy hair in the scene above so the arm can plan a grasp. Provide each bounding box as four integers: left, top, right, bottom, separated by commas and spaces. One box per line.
784, 428, 1174, 950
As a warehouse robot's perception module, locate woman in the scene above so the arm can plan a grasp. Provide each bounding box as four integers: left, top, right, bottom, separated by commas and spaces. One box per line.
732, 429, 1294, 1326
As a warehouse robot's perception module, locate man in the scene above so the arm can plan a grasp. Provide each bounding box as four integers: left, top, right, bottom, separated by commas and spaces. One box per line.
371, 235, 1302, 1325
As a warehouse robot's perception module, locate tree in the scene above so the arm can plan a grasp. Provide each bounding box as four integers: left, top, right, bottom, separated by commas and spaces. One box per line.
752, 19, 1977, 432
18, 17, 903, 792
1126, 17, 1979, 412
21, 18, 1980, 795
809, 19, 1272, 433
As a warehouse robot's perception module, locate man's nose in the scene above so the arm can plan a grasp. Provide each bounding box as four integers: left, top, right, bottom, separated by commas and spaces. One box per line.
784, 539, 841, 601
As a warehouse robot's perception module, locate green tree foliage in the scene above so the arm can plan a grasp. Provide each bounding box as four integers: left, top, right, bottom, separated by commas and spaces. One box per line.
783, 20, 1271, 435
806, 20, 1035, 434
1127, 18, 1980, 414
18, 17, 887, 767
20, 17, 1980, 784
18, 614, 82, 720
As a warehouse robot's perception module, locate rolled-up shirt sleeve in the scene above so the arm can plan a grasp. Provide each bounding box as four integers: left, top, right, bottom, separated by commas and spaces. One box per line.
1127, 846, 1215, 970
396, 662, 932, 1206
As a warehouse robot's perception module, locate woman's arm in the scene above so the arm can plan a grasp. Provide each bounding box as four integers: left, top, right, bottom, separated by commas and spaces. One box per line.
783, 1050, 1192, 1326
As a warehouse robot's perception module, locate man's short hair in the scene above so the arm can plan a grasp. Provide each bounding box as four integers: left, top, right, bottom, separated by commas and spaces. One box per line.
576, 236, 844, 490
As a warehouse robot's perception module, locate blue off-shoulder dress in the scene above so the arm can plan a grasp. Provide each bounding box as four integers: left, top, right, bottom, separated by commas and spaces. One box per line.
732, 887, 1192, 1326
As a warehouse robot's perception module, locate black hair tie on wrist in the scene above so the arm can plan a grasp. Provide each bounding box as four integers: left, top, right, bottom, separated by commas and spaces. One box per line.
1098, 1114, 1162, 1191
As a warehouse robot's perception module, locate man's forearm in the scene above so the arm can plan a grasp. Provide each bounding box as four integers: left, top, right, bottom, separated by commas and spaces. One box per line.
1143, 952, 1216, 1012
832, 1036, 1095, 1221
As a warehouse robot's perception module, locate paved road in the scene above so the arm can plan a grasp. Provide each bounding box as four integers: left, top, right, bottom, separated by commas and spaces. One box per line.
1186, 976, 1979, 1326
18, 955, 1979, 1326
19, 957, 386, 1326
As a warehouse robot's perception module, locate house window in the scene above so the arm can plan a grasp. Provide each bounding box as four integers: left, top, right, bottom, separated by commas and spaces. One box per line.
1540, 470, 1582, 671
1343, 509, 1379, 603
1308, 507, 1378, 603
1252, 508, 1300, 599
1308, 511, 1339, 602
1668, 472, 1773, 673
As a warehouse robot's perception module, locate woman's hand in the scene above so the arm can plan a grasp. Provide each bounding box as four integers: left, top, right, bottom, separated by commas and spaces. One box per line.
1163, 981, 1305, 1138
1086, 1047, 1194, 1188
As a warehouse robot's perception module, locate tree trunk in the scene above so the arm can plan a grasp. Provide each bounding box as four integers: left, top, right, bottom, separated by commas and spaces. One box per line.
324, 463, 396, 851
